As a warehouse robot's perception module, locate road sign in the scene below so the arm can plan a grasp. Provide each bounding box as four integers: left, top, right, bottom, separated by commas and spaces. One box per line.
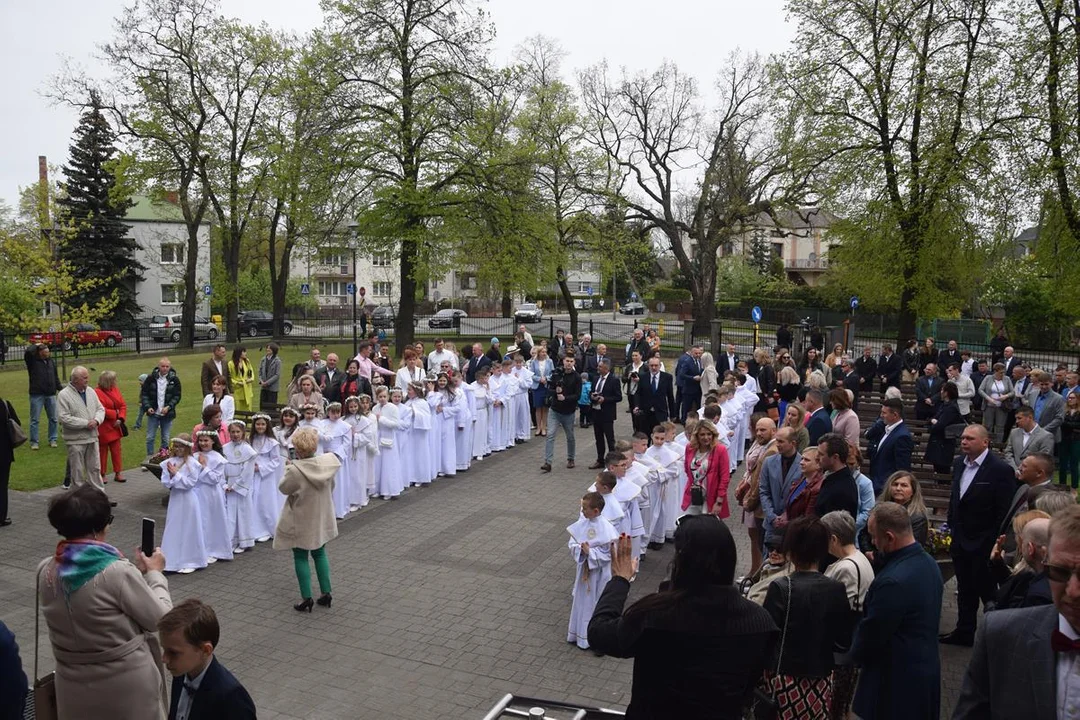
300, 283, 310, 296
586, 286, 593, 296
346, 283, 356, 295
203, 284, 211, 297
850, 296, 860, 310
358, 286, 366, 296
751, 306, 763, 323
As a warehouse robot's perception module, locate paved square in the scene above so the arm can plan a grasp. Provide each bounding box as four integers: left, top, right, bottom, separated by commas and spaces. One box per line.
1, 413, 970, 718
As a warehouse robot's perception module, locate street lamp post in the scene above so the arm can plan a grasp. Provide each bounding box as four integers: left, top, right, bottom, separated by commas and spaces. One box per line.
348, 221, 360, 358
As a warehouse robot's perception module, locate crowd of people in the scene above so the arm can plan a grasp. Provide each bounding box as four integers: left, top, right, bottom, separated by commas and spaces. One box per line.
8, 322, 1080, 719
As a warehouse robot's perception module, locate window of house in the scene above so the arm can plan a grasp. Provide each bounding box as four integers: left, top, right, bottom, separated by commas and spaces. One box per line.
318, 281, 347, 296
160, 243, 184, 264
371, 252, 392, 267
459, 274, 477, 290
373, 281, 392, 296
161, 284, 184, 304
576, 281, 593, 293
772, 242, 784, 258
318, 250, 347, 267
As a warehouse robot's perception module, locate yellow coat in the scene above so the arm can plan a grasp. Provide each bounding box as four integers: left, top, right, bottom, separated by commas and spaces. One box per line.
228, 358, 256, 412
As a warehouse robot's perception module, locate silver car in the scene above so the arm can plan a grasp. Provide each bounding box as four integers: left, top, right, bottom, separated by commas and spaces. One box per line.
148, 313, 220, 343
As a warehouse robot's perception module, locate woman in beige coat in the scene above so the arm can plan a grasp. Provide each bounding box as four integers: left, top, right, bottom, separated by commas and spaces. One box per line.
38, 485, 172, 720
275, 426, 340, 612
829, 387, 861, 448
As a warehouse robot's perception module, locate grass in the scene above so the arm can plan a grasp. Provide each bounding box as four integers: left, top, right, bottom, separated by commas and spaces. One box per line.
7, 344, 358, 492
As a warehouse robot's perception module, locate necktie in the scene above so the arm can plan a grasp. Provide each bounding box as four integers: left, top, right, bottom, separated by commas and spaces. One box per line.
652, 374, 658, 391
1052, 630, 1080, 653
597, 376, 604, 394
183, 681, 198, 694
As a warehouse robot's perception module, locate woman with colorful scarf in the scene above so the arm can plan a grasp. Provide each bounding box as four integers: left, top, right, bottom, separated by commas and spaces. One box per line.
37, 485, 172, 719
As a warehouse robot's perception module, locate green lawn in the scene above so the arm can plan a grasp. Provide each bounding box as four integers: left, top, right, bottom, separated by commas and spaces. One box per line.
6, 344, 357, 492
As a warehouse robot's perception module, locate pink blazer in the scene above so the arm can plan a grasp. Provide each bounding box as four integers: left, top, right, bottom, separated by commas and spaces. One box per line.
682, 443, 732, 517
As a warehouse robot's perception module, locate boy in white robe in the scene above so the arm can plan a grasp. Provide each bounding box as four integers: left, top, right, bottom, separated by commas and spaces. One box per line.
511, 356, 533, 442
354, 395, 379, 500
488, 365, 508, 452
194, 431, 233, 563
566, 491, 619, 650
425, 378, 442, 480
645, 425, 681, 548
632, 432, 667, 550
667, 420, 693, 540
160, 435, 207, 574
434, 375, 458, 476
222, 421, 258, 553
249, 414, 282, 541
596, 451, 646, 568
391, 389, 415, 486
470, 368, 492, 460
453, 375, 473, 472
319, 402, 354, 518
621, 439, 661, 560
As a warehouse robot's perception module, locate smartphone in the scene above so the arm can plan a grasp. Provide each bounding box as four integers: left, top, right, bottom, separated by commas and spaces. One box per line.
141, 518, 156, 557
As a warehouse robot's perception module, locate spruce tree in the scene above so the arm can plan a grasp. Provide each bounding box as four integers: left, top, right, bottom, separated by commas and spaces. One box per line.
57, 92, 144, 324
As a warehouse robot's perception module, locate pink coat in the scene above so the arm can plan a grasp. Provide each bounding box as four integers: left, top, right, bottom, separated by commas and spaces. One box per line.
682, 443, 732, 517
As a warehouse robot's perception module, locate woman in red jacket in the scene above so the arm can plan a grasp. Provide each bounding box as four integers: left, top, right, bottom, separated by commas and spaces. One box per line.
94, 370, 128, 483
681, 419, 731, 518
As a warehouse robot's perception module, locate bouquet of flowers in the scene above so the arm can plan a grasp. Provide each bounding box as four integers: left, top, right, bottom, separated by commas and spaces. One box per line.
925, 523, 952, 556
144, 447, 170, 466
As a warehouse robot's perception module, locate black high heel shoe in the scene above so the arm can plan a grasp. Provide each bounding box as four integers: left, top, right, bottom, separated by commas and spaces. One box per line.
294, 597, 314, 613
316, 593, 333, 608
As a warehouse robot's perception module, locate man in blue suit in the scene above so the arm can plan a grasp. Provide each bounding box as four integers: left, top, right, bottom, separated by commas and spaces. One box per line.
804, 389, 832, 445
673, 345, 703, 422
941, 424, 1016, 647
159, 599, 256, 720
853, 502, 943, 720
866, 398, 914, 494
758, 427, 802, 545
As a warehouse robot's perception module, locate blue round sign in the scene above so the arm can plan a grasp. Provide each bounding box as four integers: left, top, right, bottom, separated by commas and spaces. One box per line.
751, 306, 763, 323
850, 296, 860, 310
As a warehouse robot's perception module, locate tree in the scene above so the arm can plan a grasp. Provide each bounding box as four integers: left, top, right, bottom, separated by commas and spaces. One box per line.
780, 0, 1016, 342
580, 54, 810, 334
748, 228, 772, 277
323, 0, 495, 353
56, 93, 144, 324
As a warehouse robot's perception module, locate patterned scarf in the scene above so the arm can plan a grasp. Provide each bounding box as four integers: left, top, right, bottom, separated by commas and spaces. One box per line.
53, 539, 122, 597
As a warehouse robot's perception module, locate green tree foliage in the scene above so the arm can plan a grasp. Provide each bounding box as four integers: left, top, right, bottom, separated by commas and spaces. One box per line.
56, 94, 144, 324
780, 0, 1014, 342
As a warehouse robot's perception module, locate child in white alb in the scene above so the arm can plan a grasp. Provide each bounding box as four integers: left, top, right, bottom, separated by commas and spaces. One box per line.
160, 434, 206, 574
222, 421, 257, 553
319, 402, 353, 519
566, 491, 619, 650
249, 413, 282, 542
194, 430, 232, 564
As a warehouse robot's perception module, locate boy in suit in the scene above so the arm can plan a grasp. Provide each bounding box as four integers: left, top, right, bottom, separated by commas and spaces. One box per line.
159, 598, 256, 720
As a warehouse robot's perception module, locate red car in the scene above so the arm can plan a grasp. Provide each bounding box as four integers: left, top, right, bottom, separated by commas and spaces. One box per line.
29, 324, 123, 350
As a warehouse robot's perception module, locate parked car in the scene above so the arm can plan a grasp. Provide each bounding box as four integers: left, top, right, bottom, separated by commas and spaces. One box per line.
29, 324, 123, 350
148, 314, 220, 343
371, 305, 396, 329
427, 308, 468, 329
237, 310, 292, 337
514, 303, 543, 323
619, 301, 646, 316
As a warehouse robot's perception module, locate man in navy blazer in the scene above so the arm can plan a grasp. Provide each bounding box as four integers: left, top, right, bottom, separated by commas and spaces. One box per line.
159, 599, 256, 720
941, 424, 1017, 646
464, 343, 492, 384
854, 503, 943, 720
758, 428, 802, 544
634, 355, 676, 431
866, 398, 914, 494
587, 359, 623, 468
803, 389, 832, 445
673, 345, 704, 422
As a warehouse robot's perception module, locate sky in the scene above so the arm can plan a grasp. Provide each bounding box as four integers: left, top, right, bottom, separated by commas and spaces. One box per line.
0, 0, 794, 210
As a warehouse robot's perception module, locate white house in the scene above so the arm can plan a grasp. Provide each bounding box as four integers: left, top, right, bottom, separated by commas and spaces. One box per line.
730, 208, 838, 287
125, 194, 212, 317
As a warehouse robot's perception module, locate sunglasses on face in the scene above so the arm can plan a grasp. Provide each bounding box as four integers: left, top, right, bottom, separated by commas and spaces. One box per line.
1047, 563, 1080, 584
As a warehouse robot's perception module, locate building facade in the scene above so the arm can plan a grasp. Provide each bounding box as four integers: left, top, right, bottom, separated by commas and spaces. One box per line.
125, 195, 212, 318
730, 208, 838, 287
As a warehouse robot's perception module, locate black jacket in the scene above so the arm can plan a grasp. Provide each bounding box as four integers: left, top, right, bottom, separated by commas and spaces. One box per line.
854, 356, 877, 389
590, 371, 623, 424
168, 657, 255, 720
548, 367, 582, 415
589, 578, 777, 720
813, 467, 859, 519
763, 572, 852, 678
314, 367, 344, 403
924, 401, 963, 469
24, 349, 60, 397
915, 375, 943, 420
635, 371, 676, 422
878, 353, 902, 388
140, 369, 182, 419
947, 451, 1016, 554
464, 354, 492, 384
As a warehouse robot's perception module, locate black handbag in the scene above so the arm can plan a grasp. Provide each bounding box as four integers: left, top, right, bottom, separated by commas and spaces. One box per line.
119, 419, 129, 437
689, 482, 705, 507
751, 575, 791, 720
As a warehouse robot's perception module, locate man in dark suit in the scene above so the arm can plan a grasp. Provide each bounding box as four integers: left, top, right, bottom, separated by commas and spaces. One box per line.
674, 345, 703, 422
313, 352, 344, 403
953, 505, 1080, 719
866, 398, 914, 493
624, 328, 650, 364
877, 343, 902, 392
937, 339, 962, 377
577, 335, 597, 375
914, 362, 942, 420
634, 356, 676, 433
587, 359, 623, 469
804, 389, 832, 445
200, 344, 230, 397
1000, 346, 1021, 378
717, 343, 739, 374
853, 503, 943, 720
941, 424, 1017, 646
999, 452, 1054, 557
813, 433, 859, 518
464, 343, 492, 384
159, 599, 256, 720
854, 346, 878, 397
584, 343, 610, 384
758, 427, 802, 545
838, 358, 862, 410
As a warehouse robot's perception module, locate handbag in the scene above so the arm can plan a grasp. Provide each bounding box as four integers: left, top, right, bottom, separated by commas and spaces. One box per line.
34, 562, 58, 720
8, 401, 27, 448
379, 438, 394, 448
751, 575, 791, 720
119, 419, 130, 437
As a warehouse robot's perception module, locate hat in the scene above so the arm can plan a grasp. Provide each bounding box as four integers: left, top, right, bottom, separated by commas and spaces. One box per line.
491, 337, 499, 344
